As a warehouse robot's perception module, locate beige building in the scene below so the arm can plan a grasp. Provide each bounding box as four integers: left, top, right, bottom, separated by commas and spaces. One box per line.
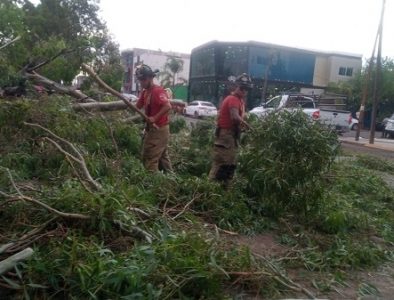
313, 53, 362, 87
121, 48, 190, 94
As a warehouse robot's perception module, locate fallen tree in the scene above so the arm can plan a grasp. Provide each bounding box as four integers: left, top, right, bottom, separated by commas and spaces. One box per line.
23, 71, 96, 103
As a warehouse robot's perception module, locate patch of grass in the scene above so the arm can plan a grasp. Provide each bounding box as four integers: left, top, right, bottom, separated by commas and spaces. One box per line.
356, 155, 394, 174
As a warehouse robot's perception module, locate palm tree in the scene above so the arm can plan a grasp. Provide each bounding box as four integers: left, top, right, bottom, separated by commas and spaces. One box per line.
163, 56, 184, 87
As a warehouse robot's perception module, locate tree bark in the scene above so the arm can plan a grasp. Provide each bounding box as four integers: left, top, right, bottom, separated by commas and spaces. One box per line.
0, 248, 34, 276
73, 100, 128, 112
24, 71, 96, 102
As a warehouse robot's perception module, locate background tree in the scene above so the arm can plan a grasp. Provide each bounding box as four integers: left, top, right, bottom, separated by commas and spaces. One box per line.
0, 0, 122, 90
326, 57, 394, 119
160, 56, 185, 88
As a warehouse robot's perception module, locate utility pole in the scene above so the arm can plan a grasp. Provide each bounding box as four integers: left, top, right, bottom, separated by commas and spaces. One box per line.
261, 51, 276, 102
369, 0, 385, 144
261, 65, 270, 102
355, 31, 378, 141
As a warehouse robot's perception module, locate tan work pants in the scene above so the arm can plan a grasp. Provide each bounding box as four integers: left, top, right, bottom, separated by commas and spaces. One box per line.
142, 125, 173, 172
209, 128, 237, 181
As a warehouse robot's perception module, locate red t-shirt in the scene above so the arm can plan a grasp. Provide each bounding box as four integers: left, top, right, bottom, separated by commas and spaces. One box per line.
217, 94, 245, 129
136, 85, 170, 127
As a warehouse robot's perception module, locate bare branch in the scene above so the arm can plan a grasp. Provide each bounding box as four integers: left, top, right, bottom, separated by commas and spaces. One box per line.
43, 137, 82, 164
23, 122, 102, 191
0, 36, 21, 51
172, 196, 198, 220
16, 194, 90, 220
0, 168, 23, 197
25, 49, 75, 73
24, 122, 81, 158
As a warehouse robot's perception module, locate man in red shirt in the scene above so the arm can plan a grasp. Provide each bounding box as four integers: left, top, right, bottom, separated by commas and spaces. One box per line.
209, 74, 252, 184
135, 64, 173, 172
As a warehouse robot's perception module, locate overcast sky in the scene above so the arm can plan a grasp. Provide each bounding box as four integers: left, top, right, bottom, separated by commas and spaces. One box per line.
99, 0, 393, 60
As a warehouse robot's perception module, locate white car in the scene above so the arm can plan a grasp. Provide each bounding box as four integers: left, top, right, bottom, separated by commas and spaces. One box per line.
185, 101, 217, 118
349, 117, 359, 130
249, 95, 320, 120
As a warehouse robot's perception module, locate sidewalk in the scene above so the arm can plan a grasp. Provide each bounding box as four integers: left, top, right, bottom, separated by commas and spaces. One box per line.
340, 135, 394, 152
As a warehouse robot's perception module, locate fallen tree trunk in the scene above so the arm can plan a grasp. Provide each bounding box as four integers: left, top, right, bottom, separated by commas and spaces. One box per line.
24, 71, 96, 103
73, 100, 128, 112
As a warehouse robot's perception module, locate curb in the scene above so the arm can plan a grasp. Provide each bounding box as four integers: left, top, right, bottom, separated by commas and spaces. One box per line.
340, 139, 394, 152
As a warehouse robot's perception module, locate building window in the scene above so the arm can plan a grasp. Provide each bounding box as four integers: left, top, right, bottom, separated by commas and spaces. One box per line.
191, 47, 215, 77
346, 67, 353, 76
339, 67, 353, 77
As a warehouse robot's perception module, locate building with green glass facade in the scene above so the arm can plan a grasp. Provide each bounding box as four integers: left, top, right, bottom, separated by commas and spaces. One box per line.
188, 41, 362, 108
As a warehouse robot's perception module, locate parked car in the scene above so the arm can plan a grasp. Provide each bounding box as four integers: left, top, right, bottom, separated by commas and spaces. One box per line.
349, 117, 359, 131
250, 94, 351, 132
348, 115, 388, 132
378, 115, 392, 132
249, 95, 320, 120
184, 100, 217, 118
383, 114, 394, 138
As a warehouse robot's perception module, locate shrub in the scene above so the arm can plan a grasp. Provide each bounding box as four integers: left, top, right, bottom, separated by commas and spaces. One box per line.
169, 116, 187, 134
170, 120, 215, 176
239, 110, 339, 218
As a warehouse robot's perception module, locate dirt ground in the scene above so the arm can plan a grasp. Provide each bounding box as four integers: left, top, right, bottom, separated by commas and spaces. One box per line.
228, 231, 394, 299
229, 142, 394, 299
341, 142, 394, 160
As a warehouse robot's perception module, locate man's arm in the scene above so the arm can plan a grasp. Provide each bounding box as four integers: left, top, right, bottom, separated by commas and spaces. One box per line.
230, 107, 243, 124
230, 108, 251, 130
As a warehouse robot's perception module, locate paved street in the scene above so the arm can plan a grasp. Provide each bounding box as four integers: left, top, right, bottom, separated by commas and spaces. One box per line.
340, 129, 394, 159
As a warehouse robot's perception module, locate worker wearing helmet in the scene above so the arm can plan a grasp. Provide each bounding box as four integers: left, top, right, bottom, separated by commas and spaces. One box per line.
135, 64, 173, 172
209, 73, 252, 184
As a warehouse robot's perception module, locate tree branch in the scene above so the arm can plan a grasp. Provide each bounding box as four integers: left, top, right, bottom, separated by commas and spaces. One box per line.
23, 122, 102, 191
23, 71, 96, 102
4, 194, 90, 220
0, 36, 21, 51
25, 48, 76, 73
81, 63, 157, 127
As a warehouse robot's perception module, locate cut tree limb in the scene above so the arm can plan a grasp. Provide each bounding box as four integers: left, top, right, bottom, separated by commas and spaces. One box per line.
23, 71, 96, 102
0, 248, 34, 276
73, 100, 128, 112
81, 63, 157, 127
